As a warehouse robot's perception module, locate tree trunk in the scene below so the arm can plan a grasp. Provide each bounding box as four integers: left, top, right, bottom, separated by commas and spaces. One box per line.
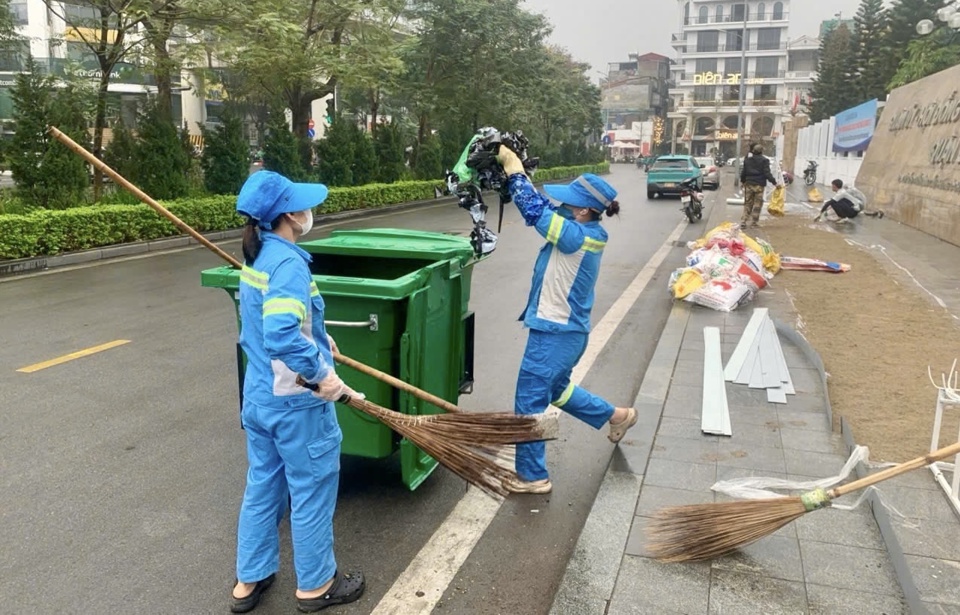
369, 88, 379, 134
92, 69, 110, 201
151, 24, 174, 121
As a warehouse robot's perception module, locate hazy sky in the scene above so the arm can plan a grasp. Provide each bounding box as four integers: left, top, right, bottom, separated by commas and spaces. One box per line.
521, 0, 864, 79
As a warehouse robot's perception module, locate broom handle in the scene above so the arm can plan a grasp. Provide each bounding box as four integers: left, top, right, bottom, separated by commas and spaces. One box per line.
47, 125, 244, 270
333, 351, 462, 414
831, 441, 960, 498
50, 125, 461, 417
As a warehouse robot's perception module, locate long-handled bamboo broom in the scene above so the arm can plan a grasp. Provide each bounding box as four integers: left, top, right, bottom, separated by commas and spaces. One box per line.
646, 440, 960, 562
47, 125, 544, 496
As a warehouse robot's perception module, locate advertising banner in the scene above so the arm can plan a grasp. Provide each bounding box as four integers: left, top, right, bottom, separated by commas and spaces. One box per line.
833, 99, 878, 152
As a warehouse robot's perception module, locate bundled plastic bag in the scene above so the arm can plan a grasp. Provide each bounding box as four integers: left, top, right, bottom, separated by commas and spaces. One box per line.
767, 185, 785, 217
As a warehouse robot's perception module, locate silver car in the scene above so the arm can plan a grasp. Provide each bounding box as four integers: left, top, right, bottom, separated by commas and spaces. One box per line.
695, 157, 721, 190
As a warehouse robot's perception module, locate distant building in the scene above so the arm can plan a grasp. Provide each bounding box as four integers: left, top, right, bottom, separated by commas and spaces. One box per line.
600, 52, 671, 130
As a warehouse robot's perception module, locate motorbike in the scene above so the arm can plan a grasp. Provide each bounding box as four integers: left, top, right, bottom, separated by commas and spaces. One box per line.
679, 177, 704, 223
803, 160, 818, 186
782, 170, 794, 185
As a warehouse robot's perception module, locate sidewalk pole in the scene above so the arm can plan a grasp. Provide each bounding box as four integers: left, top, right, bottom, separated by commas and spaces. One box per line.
733, 6, 748, 198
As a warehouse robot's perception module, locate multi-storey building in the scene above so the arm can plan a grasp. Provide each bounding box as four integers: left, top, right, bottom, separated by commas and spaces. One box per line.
600, 52, 672, 130
667, 0, 815, 159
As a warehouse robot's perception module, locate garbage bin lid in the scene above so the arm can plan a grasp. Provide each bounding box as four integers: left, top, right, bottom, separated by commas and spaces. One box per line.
301, 229, 476, 264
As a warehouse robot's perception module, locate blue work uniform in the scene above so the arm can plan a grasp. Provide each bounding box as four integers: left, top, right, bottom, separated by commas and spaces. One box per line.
237, 232, 341, 591
508, 174, 616, 481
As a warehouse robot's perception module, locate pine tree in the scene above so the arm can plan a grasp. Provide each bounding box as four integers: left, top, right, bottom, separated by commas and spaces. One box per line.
103, 119, 138, 184
885, 0, 942, 72
262, 109, 305, 180
315, 115, 355, 186
135, 100, 192, 200
852, 0, 892, 102
809, 24, 858, 122
200, 111, 249, 195
374, 120, 408, 183
413, 131, 443, 180
352, 128, 378, 186
9, 61, 90, 208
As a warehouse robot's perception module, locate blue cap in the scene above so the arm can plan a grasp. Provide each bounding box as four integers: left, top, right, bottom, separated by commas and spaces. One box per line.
543, 174, 617, 212
236, 171, 329, 229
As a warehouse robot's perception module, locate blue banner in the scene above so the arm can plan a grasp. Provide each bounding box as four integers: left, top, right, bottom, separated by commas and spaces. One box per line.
833, 99, 878, 152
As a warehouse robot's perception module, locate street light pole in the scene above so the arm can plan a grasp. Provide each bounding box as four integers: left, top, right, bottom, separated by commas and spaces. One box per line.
734, 4, 748, 194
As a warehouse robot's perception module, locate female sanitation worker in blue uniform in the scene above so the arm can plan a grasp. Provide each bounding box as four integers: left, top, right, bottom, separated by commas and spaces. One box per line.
496, 148, 639, 495
230, 171, 365, 613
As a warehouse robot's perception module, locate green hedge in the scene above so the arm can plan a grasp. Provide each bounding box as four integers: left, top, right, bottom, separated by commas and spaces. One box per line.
0, 162, 609, 260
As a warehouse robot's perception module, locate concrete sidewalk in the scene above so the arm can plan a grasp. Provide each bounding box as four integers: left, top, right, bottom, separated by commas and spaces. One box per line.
549, 192, 960, 614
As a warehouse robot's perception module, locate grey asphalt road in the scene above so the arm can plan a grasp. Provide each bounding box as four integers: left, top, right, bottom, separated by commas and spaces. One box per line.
0, 165, 718, 614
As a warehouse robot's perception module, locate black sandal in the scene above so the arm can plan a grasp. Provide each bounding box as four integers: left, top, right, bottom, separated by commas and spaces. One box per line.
230, 573, 276, 613
296, 571, 366, 613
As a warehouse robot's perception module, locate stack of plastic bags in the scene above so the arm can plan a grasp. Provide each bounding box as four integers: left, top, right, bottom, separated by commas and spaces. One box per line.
668, 222, 781, 312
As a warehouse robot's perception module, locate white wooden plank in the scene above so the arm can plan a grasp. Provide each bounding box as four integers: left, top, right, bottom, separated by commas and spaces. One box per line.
759, 318, 783, 388
724, 308, 769, 381
748, 343, 767, 389
702, 327, 729, 435
734, 328, 762, 385
770, 324, 796, 395
767, 387, 788, 404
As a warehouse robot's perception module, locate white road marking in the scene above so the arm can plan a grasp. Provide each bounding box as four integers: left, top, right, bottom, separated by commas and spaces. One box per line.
371, 217, 689, 615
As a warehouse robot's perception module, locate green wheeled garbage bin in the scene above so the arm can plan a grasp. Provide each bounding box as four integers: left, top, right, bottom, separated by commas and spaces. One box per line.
201, 228, 482, 490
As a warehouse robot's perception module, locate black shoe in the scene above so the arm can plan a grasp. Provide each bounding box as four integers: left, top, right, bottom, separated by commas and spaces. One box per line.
296, 571, 366, 613
231, 574, 276, 613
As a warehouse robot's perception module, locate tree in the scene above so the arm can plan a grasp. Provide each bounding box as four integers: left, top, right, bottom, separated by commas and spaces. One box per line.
262, 109, 304, 180
809, 24, 858, 122
852, 0, 892, 102
103, 119, 139, 182
315, 115, 355, 186
200, 111, 249, 194
412, 131, 442, 180
352, 128, 378, 186
886, 0, 942, 61
41, 0, 148, 199
9, 62, 91, 208
135, 100, 192, 199
374, 119, 408, 183
889, 29, 960, 88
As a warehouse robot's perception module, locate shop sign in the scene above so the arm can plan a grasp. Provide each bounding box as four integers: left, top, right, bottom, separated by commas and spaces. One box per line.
693, 72, 765, 86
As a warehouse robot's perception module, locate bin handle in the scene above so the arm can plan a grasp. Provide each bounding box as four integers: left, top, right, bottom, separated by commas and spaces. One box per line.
325, 314, 379, 331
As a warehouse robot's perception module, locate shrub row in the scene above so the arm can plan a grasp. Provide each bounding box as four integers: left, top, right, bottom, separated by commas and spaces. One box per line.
0, 162, 609, 260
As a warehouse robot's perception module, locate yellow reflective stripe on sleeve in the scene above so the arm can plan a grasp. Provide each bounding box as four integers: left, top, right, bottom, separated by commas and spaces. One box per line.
546, 214, 565, 244
310, 282, 320, 297
553, 383, 575, 407
240, 266, 269, 290
582, 237, 607, 253
263, 298, 306, 321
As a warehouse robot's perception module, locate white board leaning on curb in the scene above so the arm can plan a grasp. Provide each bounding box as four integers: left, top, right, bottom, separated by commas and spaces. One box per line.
724, 307, 795, 405
702, 327, 732, 436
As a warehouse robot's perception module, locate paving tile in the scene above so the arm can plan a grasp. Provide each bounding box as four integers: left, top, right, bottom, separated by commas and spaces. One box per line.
656, 416, 719, 442
711, 534, 804, 582
724, 421, 783, 449
777, 394, 829, 415
794, 505, 886, 551
725, 384, 776, 409
635, 485, 715, 518
729, 406, 780, 427
662, 386, 703, 421
607, 555, 710, 615
677, 347, 703, 363
905, 555, 960, 606
800, 541, 901, 595
671, 362, 704, 384
644, 458, 717, 492
707, 569, 807, 615
652, 434, 721, 465
885, 470, 940, 492
874, 485, 959, 523
780, 427, 844, 454
783, 449, 848, 478
806, 584, 908, 615
788, 367, 824, 394
777, 410, 831, 432
894, 518, 960, 561
624, 515, 653, 557
716, 441, 787, 473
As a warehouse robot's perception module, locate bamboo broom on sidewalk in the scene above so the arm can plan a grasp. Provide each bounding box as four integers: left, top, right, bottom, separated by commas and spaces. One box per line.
48, 125, 551, 497
647, 441, 960, 562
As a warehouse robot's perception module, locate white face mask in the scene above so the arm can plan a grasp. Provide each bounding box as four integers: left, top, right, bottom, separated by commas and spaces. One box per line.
292, 209, 314, 236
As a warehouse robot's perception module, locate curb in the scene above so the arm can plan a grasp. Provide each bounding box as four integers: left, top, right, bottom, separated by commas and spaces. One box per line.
549, 301, 692, 615
0, 195, 459, 278
781, 322, 926, 614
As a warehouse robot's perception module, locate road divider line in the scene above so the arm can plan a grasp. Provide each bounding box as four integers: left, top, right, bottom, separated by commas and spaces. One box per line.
17, 340, 131, 373
371, 218, 689, 615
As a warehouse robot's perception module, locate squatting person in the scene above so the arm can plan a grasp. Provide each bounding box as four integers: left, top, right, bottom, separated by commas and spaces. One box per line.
231, 171, 365, 613
496, 145, 638, 495
815, 179, 866, 223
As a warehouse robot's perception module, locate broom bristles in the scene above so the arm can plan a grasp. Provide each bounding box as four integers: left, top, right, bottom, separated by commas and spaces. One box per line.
645, 497, 811, 562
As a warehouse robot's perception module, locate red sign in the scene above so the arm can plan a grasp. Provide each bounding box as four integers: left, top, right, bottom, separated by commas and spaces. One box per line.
308, 118, 315, 129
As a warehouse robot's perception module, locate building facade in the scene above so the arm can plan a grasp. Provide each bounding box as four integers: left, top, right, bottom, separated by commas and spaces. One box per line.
668, 0, 816, 159
600, 52, 671, 131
